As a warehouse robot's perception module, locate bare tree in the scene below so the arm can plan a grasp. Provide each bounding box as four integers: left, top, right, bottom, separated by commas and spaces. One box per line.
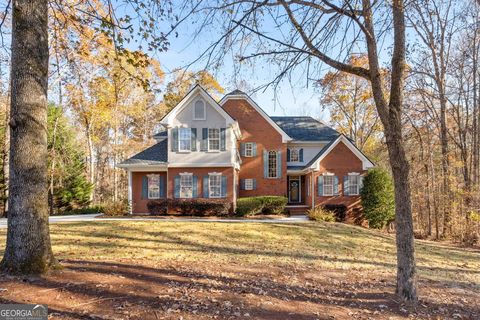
178, 0, 417, 302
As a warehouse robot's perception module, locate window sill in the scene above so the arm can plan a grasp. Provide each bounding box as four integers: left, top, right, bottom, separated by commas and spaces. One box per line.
207, 150, 221, 153
177, 151, 191, 154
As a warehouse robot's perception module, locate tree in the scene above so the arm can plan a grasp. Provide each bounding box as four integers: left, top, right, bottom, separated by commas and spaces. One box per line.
47, 104, 93, 212
163, 70, 224, 112
319, 55, 381, 156
180, 0, 417, 301
0, 0, 56, 273
361, 168, 395, 229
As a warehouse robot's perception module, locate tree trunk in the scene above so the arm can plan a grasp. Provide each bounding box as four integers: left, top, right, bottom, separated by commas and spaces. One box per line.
2, 87, 10, 218
0, 0, 56, 273
86, 123, 95, 202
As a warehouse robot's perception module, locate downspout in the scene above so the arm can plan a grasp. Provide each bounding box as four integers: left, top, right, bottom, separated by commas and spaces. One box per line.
127, 170, 133, 215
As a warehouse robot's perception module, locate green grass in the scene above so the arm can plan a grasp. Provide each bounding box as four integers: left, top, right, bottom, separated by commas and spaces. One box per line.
0, 221, 478, 287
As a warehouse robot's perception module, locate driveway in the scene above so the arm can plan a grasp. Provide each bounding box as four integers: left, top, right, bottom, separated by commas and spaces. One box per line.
0, 214, 309, 228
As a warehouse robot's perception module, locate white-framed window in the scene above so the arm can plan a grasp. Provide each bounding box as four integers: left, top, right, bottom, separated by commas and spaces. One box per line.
244, 178, 254, 190
178, 128, 191, 151
290, 148, 299, 162
208, 128, 220, 151
147, 174, 160, 199
180, 173, 193, 198
323, 175, 334, 196
193, 100, 206, 120
245, 143, 253, 157
348, 174, 360, 195
209, 174, 222, 198
268, 151, 278, 178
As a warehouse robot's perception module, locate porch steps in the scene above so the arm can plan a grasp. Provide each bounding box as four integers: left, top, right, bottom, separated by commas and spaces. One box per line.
286, 205, 310, 216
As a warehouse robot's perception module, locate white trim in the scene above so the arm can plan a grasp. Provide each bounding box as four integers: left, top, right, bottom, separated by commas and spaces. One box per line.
208, 173, 222, 199
179, 172, 193, 176
322, 172, 335, 176
310, 135, 375, 171
322, 175, 334, 196
162, 85, 236, 127
207, 128, 220, 151
193, 99, 206, 120
219, 94, 292, 143
127, 170, 132, 214
169, 163, 234, 168
244, 142, 254, 157
116, 164, 168, 171
348, 172, 361, 176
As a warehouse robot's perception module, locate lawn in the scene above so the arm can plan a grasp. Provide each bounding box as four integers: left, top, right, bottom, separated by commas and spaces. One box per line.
0, 220, 478, 319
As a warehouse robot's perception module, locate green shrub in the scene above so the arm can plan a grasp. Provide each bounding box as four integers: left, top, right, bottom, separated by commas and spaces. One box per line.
257, 196, 288, 214
59, 206, 104, 215
360, 168, 395, 229
103, 200, 129, 216
236, 197, 264, 216
236, 196, 288, 216
307, 206, 336, 222
147, 199, 231, 216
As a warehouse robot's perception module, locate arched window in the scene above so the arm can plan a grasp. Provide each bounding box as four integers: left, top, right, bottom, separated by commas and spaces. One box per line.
268, 151, 277, 178
194, 100, 205, 120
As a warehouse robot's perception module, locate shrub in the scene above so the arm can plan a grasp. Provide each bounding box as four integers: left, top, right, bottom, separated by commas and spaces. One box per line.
236, 196, 288, 216
360, 168, 395, 229
236, 197, 264, 216
147, 199, 168, 215
103, 200, 129, 216
307, 206, 336, 222
59, 206, 104, 215
147, 198, 231, 216
257, 196, 288, 214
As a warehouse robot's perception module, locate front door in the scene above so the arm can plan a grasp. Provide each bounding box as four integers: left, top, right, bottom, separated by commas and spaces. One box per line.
289, 177, 300, 203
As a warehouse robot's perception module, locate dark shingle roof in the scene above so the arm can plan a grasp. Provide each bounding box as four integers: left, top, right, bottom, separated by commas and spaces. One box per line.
270, 116, 340, 141
119, 139, 168, 166
226, 89, 246, 95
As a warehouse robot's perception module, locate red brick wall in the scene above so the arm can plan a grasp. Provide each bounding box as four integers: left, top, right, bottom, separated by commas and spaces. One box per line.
222, 98, 287, 197
167, 167, 235, 204
131, 172, 167, 214
313, 141, 366, 224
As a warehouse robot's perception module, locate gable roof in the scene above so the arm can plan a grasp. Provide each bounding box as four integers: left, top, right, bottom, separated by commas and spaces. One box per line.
271, 116, 340, 142
287, 135, 374, 172
117, 139, 168, 167
161, 84, 237, 128
219, 91, 292, 143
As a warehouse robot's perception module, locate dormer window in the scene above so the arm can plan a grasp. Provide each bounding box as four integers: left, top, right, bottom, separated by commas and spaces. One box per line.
194, 100, 206, 120
290, 149, 299, 162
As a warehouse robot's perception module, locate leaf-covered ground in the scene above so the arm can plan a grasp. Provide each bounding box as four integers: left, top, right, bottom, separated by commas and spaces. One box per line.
0, 220, 478, 319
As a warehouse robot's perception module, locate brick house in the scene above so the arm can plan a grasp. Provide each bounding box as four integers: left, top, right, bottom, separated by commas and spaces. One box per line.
118, 85, 374, 219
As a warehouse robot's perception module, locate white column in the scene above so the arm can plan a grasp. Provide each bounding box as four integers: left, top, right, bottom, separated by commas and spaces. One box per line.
127, 170, 133, 214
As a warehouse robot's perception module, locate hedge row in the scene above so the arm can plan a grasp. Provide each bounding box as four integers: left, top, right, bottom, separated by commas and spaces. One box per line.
236, 196, 288, 216
147, 199, 231, 216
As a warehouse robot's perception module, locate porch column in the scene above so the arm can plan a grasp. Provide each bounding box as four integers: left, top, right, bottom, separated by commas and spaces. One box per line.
127, 170, 133, 214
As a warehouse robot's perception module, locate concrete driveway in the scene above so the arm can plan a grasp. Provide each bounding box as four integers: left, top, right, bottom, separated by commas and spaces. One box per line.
0, 214, 309, 228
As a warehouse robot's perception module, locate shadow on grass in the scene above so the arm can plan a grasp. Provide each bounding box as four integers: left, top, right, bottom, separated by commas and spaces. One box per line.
2, 260, 478, 320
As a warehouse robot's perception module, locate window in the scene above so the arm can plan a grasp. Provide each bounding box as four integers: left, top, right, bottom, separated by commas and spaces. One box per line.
268, 151, 277, 178
290, 148, 299, 162
245, 143, 253, 157
209, 174, 222, 198
307, 176, 311, 196
323, 175, 334, 196
244, 179, 254, 190
180, 174, 193, 198
348, 174, 360, 195
179, 128, 191, 151
194, 100, 205, 120
208, 128, 220, 151
147, 174, 160, 199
